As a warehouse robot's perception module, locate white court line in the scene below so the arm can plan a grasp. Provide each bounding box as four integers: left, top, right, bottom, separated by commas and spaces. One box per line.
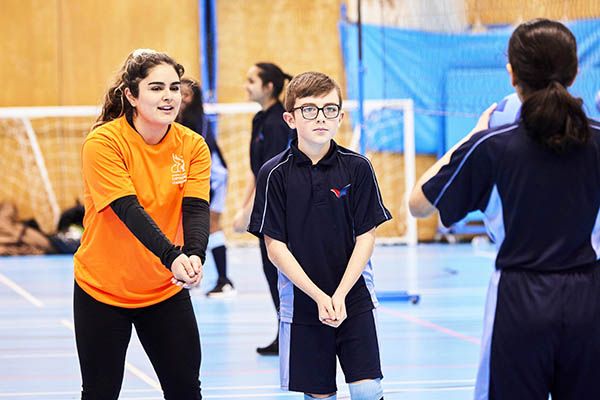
203, 379, 475, 390
60, 320, 162, 391
383, 386, 473, 393
474, 250, 496, 259
0, 392, 76, 398
0, 391, 163, 399
0, 388, 165, 398
124, 362, 162, 391
0, 378, 476, 397
0, 272, 44, 308
386, 379, 474, 386
0, 279, 270, 395
0, 385, 475, 399
198, 393, 297, 399
0, 352, 75, 359
0, 269, 475, 397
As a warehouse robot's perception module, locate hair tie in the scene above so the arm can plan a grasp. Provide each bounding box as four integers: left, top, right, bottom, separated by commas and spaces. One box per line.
547, 73, 565, 85
547, 79, 564, 89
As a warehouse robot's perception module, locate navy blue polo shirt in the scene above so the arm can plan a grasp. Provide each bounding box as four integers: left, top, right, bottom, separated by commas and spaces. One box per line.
423, 119, 600, 272
250, 102, 296, 178
248, 139, 392, 325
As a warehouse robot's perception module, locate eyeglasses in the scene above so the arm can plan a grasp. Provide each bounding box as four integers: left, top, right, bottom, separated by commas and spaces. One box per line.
291, 103, 341, 120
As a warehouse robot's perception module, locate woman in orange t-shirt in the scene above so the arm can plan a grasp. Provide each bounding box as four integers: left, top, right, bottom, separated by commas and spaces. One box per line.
73, 49, 210, 400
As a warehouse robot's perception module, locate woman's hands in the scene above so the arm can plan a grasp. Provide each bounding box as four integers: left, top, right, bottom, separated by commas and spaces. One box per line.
170, 254, 203, 289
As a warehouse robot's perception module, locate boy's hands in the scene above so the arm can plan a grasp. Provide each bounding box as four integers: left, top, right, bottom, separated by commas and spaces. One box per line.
316, 293, 337, 327
170, 253, 203, 289
330, 292, 347, 327
316, 292, 347, 328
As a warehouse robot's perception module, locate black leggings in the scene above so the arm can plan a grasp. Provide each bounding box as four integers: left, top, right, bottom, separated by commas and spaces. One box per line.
73, 282, 202, 400
259, 236, 280, 313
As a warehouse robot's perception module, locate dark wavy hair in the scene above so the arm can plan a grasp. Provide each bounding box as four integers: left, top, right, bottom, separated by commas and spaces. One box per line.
509, 19, 590, 153
95, 49, 184, 127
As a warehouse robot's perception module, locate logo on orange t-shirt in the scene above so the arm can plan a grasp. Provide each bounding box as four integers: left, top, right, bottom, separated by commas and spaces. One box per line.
171, 153, 187, 184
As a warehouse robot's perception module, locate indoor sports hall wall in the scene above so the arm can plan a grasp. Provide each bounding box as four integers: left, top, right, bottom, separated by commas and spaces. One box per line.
0, 0, 202, 233
0, 0, 203, 233
465, 0, 600, 25
0, 0, 200, 107
341, 19, 600, 155
0, 1, 60, 106
215, 0, 347, 102
341, 0, 600, 240
214, 0, 363, 242
2, 1, 600, 242
2, 0, 434, 241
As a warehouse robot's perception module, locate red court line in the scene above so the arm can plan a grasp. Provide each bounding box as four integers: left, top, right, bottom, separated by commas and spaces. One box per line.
378, 306, 481, 345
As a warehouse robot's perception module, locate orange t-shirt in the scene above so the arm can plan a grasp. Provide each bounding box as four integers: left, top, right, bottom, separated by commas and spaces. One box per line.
74, 116, 211, 308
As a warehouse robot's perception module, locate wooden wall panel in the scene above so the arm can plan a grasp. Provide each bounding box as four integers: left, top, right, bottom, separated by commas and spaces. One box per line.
59, 0, 200, 105
467, 0, 600, 25
216, 0, 346, 102
0, 0, 59, 106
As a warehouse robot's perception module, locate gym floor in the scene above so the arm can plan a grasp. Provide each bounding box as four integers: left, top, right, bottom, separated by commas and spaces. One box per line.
0, 243, 495, 399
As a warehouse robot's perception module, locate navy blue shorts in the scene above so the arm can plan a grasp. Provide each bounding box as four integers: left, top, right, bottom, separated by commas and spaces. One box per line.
280, 309, 383, 394
475, 266, 600, 400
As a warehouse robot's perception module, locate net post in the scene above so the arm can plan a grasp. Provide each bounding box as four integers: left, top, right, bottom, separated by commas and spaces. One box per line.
19, 117, 60, 229
403, 99, 418, 246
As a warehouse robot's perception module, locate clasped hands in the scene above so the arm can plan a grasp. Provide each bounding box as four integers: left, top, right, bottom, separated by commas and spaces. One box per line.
170, 254, 203, 289
316, 292, 347, 328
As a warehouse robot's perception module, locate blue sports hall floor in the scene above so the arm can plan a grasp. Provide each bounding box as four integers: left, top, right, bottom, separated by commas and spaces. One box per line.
0, 243, 496, 399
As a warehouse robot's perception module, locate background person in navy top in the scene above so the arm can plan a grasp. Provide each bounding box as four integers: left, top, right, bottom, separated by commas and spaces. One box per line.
410, 19, 600, 400
233, 62, 295, 355
178, 77, 236, 297
249, 72, 391, 400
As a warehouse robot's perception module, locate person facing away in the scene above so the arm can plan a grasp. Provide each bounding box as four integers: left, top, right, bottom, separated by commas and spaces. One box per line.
409, 19, 600, 400
73, 49, 210, 400
233, 62, 296, 355
178, 77, 236, 297
248, 71, 391, 400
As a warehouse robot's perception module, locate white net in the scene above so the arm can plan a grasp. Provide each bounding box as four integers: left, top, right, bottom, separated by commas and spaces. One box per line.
0, 101, 416, 244
0, 108, 96, 233
347, 99, 417, 245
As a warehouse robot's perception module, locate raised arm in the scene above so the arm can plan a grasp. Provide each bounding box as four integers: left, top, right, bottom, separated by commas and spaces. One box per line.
409, 103, 496, 218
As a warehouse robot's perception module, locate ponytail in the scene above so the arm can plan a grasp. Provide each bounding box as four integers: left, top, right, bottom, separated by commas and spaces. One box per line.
522, 81, 590, 153
254, 62, 292, 100
508, 19, 590, 153
95, 83, 129, 129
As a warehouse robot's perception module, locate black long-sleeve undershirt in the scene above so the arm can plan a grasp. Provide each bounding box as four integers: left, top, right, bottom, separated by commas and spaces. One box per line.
110, 195, 209, 269
181, 197, 209, 263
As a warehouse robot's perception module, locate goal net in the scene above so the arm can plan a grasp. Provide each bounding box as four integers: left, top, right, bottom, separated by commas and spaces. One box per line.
0, 107, 97, 233
0, 100, 416, 244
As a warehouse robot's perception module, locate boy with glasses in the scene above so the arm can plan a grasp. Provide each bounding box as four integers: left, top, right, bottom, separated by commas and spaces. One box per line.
248, 71, 390, 400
